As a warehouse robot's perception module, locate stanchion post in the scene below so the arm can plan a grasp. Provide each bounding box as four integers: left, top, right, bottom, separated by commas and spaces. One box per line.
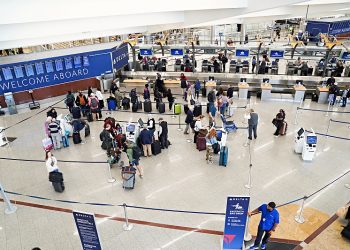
326, 99, 331, 117
294, 196, 307, 224
245, 164, 252, 189
107, 161, 116, 183
294, 107, 299, 125
122, 203, 133, 231
0, 182, 17, 214
177, 114, 183, 131
325, 119, 332, 138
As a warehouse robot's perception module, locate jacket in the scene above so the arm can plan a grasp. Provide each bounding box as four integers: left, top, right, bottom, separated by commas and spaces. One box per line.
46, 157, 59, 173
248, 113, 259, 126
185, 110, 194, 124
139, 129, 153, 145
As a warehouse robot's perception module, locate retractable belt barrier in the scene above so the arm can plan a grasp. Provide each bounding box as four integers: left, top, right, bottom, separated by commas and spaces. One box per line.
297, 107, 350, 114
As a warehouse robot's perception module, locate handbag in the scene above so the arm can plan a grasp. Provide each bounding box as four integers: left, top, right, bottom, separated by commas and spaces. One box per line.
212, 142, 220, 154
272, 118, 278, 126
42, 137, 53, 151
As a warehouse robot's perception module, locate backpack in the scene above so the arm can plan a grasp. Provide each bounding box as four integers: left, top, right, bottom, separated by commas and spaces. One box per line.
208, 91, 215, 103
90, 98, 99, 109
66, 95, 74, 106
132, 146, 142, 160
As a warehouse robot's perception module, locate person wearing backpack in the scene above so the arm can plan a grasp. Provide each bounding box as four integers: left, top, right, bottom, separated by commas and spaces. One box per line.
124, 140, 143, 178
95, 88, 104, 109
88, 93, 102, 120
48, 118, 62, 150
205, 128, 218, 164
75, 91, 89, 115
139, 125, 153, 157
65, 91, 75, 113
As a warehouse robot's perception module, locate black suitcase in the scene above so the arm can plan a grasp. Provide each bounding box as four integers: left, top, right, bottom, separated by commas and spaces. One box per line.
158, 102, 165, 113
52, 182, 65, 193
227, 87, 234, 98
312, 92, 319, 102
72, 107, 81, 119
132, 102, 138, 112
206, 103, 210, 114
122, 97, 130, 110
73, 132, 81, 144
151, 141, 161, 155
87, 112, 93, 122
144, 100, 152, 112
257, 91, 262, 99
138, 101, 142, 110
201, 87, 207, 97
85, 123, 90, 137
184, 104, 189, 114
193, 104, 202, 117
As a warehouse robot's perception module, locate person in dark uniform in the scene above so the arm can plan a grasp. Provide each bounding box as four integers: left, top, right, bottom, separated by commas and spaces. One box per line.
158, 118, 169, 149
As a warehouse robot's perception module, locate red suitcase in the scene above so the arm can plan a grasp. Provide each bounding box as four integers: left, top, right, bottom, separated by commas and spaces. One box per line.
196, 136, 206, 151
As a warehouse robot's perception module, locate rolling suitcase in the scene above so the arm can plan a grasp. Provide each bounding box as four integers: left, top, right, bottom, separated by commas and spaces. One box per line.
107, 98, 117, 111
219, 146, 228, 166
341, 223, 350, 240
174, 104, 181, 115
122, 97, 130, 110
144, 100, 152, 112
73, 132, 81, 144
122, 168, 136, 189
87, 112, 93, 122
151, 141, 162, 155
72, 107, 81, 119
158, 102, 165, 113
85, 124, 90, 137
206, 103, 210, 114
62, 135, 69, 148
279, 121, 288, 136
132, 102, 138, 112
49, 172, 65, 193
196, 136, 206, 151
138, 101, 142, 110
193, 104, 202, 117
52, 181, 65, 192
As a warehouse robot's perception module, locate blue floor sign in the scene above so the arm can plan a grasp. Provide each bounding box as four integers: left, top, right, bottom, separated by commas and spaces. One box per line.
223, 196, 250, 250
73, 211, 102, 250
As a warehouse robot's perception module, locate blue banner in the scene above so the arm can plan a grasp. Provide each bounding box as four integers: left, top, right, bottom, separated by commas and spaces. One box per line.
112, 43, 129, 71
170, 49, 184, 56
140, 49, 153, 56
223, 196, 250, 250
235, 49, 249, 57
341, 51, 350, 61
73, 211, 102, 250
270, 50, 284, 59
0, 48, 113, 95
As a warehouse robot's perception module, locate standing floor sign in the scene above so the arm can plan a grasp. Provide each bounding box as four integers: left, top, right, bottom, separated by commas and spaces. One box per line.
223, 196, 250, 250
73, 211, 102, 250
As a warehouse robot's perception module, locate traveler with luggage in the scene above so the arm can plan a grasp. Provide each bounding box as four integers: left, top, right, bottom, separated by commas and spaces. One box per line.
193, 115, 205, 143
121, 163, 137, 189
44, 116, 52, 140
87, 86, 93, 97
124, 140, 143, 178
88, 93, 102, 120
100, 122, 115, 156
95, 88, 104, 109
219, 92, 229, 115
144, 84, 151, 100
47, 108, 58, 119
48, 118, 62, 150
249, 202, 279, 250
65, 91, 75, 113
329, 82, 340, 106
194, 79, 201, 100
252, 56, 257, 73
75, 91, 89, 116
205, 128, 218, 164
154, 88, 162, 110
72, 119, 86, 144
110, 81, 118, 95
247, 109, 259, 140
221, 55, 228, 72
106, 95, 117, 111
341, 86, 350, 107
272, 109, 286, 137
167, 89, 174, 111
207, 89, 215, 111
139, 125, 153, 157
130, 88, 138, 104
45, 151, 65, 192
184, 107, 194, 135
158, 118, 169, 149
147, 115, 156, 135
213, 60, 220, 73
114, 88, 123, 109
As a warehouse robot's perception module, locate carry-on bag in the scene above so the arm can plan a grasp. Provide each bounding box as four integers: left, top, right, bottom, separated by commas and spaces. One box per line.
132, 102, 138, 112
85, 123, 90, 137
174, 104, 181, 115
279, 121, 288, 136
73, 132, 81, 144
42, 137, 54, 151
144, 100, 152, 112
72, 107, 81, 119
158, 102, 165, 113
151, 141, 162, 155
219, 146, 228, 166
196, 136, 206, 151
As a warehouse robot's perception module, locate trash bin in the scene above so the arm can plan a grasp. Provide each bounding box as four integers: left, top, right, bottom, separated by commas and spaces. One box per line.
4, 92, 17, 115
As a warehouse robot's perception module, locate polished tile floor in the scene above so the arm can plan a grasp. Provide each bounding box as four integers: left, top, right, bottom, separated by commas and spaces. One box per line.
0, 91, 349, 250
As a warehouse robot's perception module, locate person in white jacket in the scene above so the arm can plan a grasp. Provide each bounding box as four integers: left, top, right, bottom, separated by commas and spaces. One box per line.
45, 151, 59, 173
95, 88, 104, 109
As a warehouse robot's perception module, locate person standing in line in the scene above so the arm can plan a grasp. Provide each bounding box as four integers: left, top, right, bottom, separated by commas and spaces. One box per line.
194, 79, 201, 100
205, 128, 217, 164
45, 151, 59, 173
88, 93, 102, 120
72, 119, 86, 144
87, 86, 93, 97
184, 107, 194, 135
147, 114, 156, 135
341, 85, 350, 107
167, 89, 174, 111
144, 84, 151, 100
193, 115, 205, 143
95, 87, 104, 110
48, 118, 62, 150
249, 202, 279, 250
158, 118, 169, 149
65, 91, 75, 113
273, 109, 286, 137
252, 56, 257, 74
139, 125, 153, 157
247, 109, 259, 140
124, 140, 143, 178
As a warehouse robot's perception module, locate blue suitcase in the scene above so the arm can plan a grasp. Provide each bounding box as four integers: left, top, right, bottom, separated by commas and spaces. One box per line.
107, 98, 117, 111
219, 146, 228, 166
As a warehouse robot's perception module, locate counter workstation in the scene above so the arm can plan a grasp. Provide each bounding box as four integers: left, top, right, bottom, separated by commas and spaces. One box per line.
260, 83, 273, 101
238, 83, 250, 99
206, 81, 217, 92
293, 85, 307, 102
316, 86, 329, 104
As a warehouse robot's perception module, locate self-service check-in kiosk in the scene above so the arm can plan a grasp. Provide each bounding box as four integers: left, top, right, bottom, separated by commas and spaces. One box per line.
295, 128, 317, 161
124, 122, 140, 143
294, 128, 305, 154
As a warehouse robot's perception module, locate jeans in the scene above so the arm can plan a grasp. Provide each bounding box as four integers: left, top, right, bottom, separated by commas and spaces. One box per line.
159, 134, 168, 149
252, 64, 256, 73
248, 124, 257, 139
51, 133, 62, 149
142, 144, 152, 157
253, 227, 271, 246
184, 124, 190, 134
342, 97, 347, 107
169, 101, 174, 111
195, 90, 199, 99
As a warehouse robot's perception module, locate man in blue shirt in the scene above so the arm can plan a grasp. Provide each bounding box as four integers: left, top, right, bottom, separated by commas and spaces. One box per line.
249, 202, 279, 250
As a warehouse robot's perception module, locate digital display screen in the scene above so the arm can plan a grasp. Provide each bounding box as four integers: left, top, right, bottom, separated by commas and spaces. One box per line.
263, 78, 269, 83
170, 49, 184, 56
74, 56, 81, 68
140, 49, 153, 56
25, 64, 35, 77
138, 118, 144, 127
35, 62, 45, 74
55, 59, 64, 71
64, 58, 73, 70
2, 67, 13, 80
45, 61, 54, 73
307, 136, 317, 144
297, 128, 304, 136
270, 50, 285, 58
235, 49, 249, 57
14, 66, 24, 78
83, 56, 90, 67
126, 124, 135, 132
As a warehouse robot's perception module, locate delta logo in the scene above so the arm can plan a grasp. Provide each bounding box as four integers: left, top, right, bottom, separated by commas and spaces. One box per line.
223, 234, 236, 245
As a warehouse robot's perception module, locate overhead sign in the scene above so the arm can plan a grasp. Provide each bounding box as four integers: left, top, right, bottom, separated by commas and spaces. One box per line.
235, 49, 249, 57
112, 43, 129, 71
341, 51, 350, 61
223, 196, 250, 250
73, 211, 102, 250
270, 50, 285, 59
170, 49, 184, 56
140, 49, 153, 56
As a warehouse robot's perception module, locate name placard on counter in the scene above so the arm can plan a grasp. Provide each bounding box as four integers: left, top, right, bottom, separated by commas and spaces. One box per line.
73, 211, 102, 250
223, 196, 250, 250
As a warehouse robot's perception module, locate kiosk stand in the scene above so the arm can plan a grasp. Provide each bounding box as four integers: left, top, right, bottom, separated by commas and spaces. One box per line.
294, 128, 317, 162
124, 123, 140, 143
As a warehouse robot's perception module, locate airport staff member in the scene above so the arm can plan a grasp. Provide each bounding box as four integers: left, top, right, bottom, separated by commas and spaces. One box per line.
247, 109, 259, 140
249, 202, 279, 250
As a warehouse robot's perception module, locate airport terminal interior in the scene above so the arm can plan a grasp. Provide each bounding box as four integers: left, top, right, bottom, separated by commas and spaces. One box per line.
1, 0, 350, 249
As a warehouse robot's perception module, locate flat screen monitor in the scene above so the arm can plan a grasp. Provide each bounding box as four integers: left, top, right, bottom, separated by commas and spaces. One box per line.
240, 78, 247, 83
64, 58, 73, 70
170, 49, 183, 56
297, 128, 304, 137
55, 59, 64, 71
74, 56, 82, 68
45, 61, 54, 73
138, 118, 144, 127
235, 49, 249, 57
296, 80, 303, 85
140, 49, 153, 56
263, 78, 269, 83
25, 64, 35, 77
83, 56, 90, 67
126, 124, 135, 133
35, 62, 45, 74
14, 66, 24, 78
307, 135, 317, 144
2, 67, 13, 80
270, 50, 284, 59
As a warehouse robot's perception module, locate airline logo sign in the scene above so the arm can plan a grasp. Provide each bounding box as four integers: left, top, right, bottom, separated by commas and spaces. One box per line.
270, 50, 284, 59
235, 49, 249, 57
171, 49, 184, 56
223, 196, 250, 250
140, 49, 153, 56
112, 44, 129, 71
341, 52, 350, 61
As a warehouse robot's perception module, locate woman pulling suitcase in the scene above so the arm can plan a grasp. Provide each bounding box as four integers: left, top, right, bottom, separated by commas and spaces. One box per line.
45, 151, 65, 193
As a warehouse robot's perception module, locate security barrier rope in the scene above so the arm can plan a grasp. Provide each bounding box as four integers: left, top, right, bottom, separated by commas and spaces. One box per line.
297, 107, 350, 114
329, 119, 350, 125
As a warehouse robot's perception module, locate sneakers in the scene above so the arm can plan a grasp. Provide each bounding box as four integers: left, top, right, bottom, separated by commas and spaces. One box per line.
261, 244, 266, 249
249, 246, 259, 250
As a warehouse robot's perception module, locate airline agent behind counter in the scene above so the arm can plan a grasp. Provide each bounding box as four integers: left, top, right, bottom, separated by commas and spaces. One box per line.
249, 202, 279, 250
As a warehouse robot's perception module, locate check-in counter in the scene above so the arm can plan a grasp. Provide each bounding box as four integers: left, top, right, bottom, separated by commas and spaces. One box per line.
316, 86, 329, 104
293, 85, 306, 102
238, 83, 249, 99
164, 79, 180, 88
260, 83, 272, 101
206, 81, 217, 93
123, 79, 148, 87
